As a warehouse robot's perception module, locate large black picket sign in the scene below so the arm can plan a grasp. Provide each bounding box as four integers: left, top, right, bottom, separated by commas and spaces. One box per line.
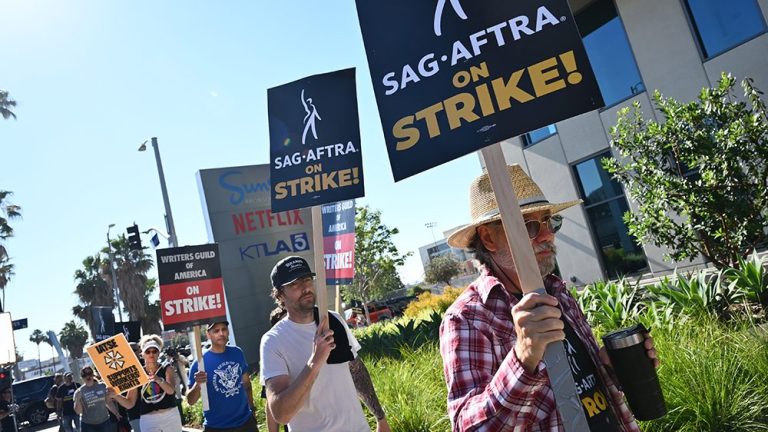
268, 68, 365, 212
355, 0, 604, 181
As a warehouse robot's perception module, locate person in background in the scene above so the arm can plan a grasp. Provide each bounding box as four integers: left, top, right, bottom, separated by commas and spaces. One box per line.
187, 320, 258, 432
47, 373, 64, 431
109, 335, 182, 432
260, 256, 391, 432
74, 366, 118, 432
124, 342, 142, 432
57, 372, 82, 432
0, 387, 19, 432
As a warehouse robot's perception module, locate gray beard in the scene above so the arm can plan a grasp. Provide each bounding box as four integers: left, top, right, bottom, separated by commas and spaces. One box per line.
533, 242, 558, 276
494, 241, 558, 277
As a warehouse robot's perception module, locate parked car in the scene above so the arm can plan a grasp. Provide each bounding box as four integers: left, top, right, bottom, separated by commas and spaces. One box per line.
345, 301, 394, 327
12, 375, 54, 426
385, 296, 417, 316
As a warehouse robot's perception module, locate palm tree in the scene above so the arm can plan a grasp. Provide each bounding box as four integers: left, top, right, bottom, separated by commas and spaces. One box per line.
0, 90, 16, 120
0, 190, 21, 310
72, 254, 114, 338
101, 235, 158, 333
59, 321, 88, 359
142, 278, 163, 335
29, 329, 46, 373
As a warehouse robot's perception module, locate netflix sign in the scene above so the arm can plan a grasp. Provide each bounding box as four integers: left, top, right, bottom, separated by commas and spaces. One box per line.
157, 244, 227, 331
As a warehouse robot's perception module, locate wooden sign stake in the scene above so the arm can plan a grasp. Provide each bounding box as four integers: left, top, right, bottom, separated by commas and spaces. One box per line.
481, 143, 588, 430
190, 326, 210, 411
311, 206, 330, 329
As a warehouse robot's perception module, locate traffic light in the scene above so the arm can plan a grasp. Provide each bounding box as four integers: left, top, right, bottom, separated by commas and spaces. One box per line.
0, 368, 12, 390
126, 224, 143, 251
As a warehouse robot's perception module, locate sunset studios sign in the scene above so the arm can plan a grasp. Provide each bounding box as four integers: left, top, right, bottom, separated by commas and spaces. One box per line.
356, 0, 604, 180
268, 68, 365, 212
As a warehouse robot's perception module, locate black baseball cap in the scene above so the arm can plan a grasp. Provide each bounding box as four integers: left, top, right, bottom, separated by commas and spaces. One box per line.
207, 321, 229, 330
271, 256, 315, 288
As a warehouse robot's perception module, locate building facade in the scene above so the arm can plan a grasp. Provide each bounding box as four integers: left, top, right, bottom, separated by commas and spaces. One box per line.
482, 0, 768, 285
419, 226, 479, 283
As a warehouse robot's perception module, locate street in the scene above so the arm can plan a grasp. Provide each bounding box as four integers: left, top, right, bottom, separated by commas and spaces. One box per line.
7, 413, 58, 432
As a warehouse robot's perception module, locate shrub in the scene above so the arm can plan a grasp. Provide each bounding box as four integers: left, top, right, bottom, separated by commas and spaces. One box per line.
354, 310, 443, 359
403, 286, 464, 318
572, 278, 644, 329
182, 399, 203, 428
722, 252, 768, 310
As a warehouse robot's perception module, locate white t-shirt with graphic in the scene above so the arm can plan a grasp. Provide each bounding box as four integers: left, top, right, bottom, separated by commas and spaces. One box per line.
260, 311, 368, 432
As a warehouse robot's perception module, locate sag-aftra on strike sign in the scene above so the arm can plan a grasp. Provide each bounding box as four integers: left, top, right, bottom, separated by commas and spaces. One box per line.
355, 0, 604, 181
268, 68, 365, 212
157, 244, 227, 331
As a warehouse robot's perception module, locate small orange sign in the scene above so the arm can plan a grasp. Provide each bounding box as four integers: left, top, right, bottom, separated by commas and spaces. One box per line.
86, 333, 149, 392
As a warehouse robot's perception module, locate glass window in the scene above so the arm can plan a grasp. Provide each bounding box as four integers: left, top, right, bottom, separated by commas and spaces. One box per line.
573, 155, 625, 205
523, 124, 557, 147
685, 0, 767, 58
576, 0, 645, 107
574, 152, 648, 278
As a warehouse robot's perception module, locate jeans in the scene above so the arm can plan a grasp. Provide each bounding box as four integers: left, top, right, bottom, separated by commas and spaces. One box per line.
61, 415, 81, 432
81, 420, 113, 432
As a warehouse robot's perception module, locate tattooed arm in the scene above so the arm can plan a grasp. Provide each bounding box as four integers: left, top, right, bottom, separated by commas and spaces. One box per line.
349, 357, 391, 432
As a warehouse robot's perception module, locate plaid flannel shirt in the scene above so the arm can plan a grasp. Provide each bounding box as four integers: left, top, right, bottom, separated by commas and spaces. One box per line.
439, 267, 640, 432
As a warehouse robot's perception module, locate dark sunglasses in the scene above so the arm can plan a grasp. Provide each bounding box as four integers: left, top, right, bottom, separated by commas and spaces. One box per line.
525, 214, 563, 239
144, 349, 159, 355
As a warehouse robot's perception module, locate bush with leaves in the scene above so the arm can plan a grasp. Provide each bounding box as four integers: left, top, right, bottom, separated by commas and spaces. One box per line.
606, 73, 768, 270
722, 252, 768, 312
345, 206, 410, 323
403, 286, 464, 319
354, 310, 444, 359
424, 255, 461, 286
572, 278, 644, 329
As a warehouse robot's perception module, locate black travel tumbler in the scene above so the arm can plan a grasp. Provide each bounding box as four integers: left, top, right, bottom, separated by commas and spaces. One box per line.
602, 324, 666, 421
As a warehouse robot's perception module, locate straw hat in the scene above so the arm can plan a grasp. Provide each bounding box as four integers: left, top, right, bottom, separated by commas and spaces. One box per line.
447, 164, 582, 249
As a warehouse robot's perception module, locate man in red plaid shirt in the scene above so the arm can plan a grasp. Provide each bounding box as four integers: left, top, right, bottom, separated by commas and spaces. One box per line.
440, 165, 659, 431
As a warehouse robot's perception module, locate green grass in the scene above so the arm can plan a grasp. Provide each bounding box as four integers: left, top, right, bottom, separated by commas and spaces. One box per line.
184, 319, 768, 432
639, 319, 768, 432
360, 343, 451, 431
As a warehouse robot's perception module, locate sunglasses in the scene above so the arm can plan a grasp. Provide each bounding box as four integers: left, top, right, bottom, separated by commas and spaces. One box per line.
144, 349, 159, 355
524, 214, 563, 239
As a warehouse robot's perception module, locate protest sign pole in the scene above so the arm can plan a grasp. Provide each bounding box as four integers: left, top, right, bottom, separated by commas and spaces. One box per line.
335, 286, 341, 314
481, 143, 588, 430
191, 326, 210, 411
311, 206, 329, 328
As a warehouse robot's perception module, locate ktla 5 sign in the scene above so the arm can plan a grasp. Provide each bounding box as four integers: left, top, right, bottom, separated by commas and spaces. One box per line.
355, 0, 604, 181
157, 244, 227, 331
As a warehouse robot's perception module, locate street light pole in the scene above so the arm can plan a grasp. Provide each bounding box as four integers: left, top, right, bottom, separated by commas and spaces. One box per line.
425, 222, 437, 244
107, 224, 124, 323
139, 137, 178, 248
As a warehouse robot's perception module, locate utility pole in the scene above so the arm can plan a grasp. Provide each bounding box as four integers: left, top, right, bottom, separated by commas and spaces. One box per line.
139, 137, 178, 247
107, 224, 124, 323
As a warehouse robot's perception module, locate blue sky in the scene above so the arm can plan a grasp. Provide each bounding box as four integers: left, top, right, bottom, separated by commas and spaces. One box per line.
1, 1, 482, 361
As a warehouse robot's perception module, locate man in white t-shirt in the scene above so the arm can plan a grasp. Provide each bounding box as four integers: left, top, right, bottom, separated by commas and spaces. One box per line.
260, 256, 391, 432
